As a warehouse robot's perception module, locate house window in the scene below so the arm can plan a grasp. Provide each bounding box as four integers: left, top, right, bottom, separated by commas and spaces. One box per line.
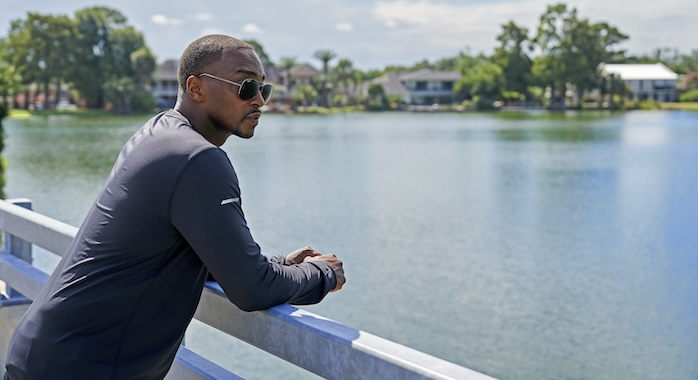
442, 81, 453, 90
638, 80, 644, 90
416, 81, 427, 90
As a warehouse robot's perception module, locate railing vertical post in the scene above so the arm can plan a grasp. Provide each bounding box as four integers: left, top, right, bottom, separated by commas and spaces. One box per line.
1, 198, 33, 304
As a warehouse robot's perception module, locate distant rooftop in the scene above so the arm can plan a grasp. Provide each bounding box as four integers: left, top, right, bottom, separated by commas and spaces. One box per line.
153, 59, 178, 80
372, 72, 410, 96
399, 68, 460, 81
600, 63, 678, 80
289, 63, 321, 77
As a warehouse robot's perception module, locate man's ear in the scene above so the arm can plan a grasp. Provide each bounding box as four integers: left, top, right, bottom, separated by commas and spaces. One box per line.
185, 75, 205, 102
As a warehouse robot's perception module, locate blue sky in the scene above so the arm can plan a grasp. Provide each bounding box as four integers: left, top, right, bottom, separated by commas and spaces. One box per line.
3, 0, 696, 70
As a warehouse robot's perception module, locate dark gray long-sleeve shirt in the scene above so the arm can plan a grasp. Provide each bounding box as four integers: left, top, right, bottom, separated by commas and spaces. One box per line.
4, 110, 336, 380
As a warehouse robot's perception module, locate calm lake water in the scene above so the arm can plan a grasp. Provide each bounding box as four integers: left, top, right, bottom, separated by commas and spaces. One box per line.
3, 110, 698, 380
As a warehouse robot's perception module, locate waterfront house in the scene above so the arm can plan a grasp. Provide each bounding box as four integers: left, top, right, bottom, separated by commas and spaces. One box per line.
266, 63, 322, 107
285, 63, 322, 89
149, 59, 179, 110
399, 68, 460, 105
598, 63, 679, 102
365, 68, 461, 106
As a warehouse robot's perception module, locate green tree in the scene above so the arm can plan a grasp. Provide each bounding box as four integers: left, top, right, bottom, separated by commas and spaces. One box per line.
244, 39, 273, 68
679, 89, 698, 102
532, 3, 627, 109
531, 54, 564, 108
456, 52, 489, 74
7, 13, 78, 109
4, 8, 154, 113
72, 7, 131, 108
366, 82, 387, 110
532, 3, 575, 109
625, 48, 676, 65
492, 21, 533, 99
673, 50, 698, 74
104, 77, 135, 113
103, 27, 155, 113
131, 47, 157, 112
313, 48, 337, 107
454, 62, 505, 109
454, 52, 496, 99
331, 58, 355, 105
351, 69, 367, 101
131, 47, 156, 88
0, 44, 8, 197
432, 55, 462, 71
102, 45, 156, 114
0, 38, 24, 108
294, 85, 318, 106
279, 56, 296, 93
0, 104, 5, 197
570, 19, 627, 102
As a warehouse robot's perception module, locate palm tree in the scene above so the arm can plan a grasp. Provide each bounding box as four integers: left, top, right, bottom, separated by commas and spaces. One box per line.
313, 48, 337, 107
294, 85, 318, 107
279, 56, 296, 94
332, 58, 354, 105
352, 69, 366, 105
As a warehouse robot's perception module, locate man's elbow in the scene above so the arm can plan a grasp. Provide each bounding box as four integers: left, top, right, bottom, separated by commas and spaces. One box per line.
235, 302, 266, 312
232, 296, 280, 312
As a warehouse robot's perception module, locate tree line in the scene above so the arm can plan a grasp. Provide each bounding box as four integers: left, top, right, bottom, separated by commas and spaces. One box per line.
1, 3, 698, 114
0, 6, 156, 113
267, 3, 698, 110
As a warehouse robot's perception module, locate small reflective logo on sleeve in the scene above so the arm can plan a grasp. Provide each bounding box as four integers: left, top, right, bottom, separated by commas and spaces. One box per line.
220, 197, 240, 206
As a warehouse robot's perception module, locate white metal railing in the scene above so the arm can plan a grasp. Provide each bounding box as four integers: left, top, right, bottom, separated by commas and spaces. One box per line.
0, 198, 496, 380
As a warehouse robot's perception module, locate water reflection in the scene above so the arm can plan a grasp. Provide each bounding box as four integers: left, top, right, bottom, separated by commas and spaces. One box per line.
3, 111, 698, 380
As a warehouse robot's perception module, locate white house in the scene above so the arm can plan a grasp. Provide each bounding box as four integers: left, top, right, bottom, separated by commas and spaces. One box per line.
365, 68, 461, 105
399, 68, 460, 105
149, 59, 179, 109
599, 63, 679, 102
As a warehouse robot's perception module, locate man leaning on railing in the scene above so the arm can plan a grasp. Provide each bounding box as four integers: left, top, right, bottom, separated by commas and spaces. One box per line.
4, 34, 345, 380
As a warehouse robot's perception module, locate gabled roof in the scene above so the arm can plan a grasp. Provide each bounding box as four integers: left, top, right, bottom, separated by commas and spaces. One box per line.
153, 59, 178, 80
399, 68, 460, 81
373, 72, 410, 96
290, 63, 321, 77
600, 63, 678, 80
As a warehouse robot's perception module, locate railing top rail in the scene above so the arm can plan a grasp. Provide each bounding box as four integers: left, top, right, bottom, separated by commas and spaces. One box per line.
0, 199, 77, 256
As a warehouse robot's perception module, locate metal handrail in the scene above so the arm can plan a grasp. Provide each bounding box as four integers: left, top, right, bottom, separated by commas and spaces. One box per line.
0, 199, 495, 380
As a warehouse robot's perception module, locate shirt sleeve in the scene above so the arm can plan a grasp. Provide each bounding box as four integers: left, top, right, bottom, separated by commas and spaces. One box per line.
170, 148, 336, 311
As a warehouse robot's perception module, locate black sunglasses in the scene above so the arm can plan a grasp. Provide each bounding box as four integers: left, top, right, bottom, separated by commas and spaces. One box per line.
198, 73, 273, 104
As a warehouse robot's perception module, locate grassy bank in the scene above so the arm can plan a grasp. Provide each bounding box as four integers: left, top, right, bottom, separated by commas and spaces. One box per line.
660, 102, 698, 112
7, 108, 160, 119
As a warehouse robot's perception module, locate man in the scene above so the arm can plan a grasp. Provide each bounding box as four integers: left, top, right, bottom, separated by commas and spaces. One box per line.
4, 34, 345, 379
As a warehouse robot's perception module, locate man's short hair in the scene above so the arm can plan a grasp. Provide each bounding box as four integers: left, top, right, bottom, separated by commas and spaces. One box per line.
178, 35, 253, 91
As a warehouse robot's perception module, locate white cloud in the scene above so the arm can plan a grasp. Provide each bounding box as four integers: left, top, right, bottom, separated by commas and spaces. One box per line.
370, 0, 698, 57
336, 22, 353, 32
568, 0, 698, 54
242, 23, 263, 34
151, 14, 183, 26
193, 13, 213, 21
368, 0, 555, 53
151, 14, 168, 25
